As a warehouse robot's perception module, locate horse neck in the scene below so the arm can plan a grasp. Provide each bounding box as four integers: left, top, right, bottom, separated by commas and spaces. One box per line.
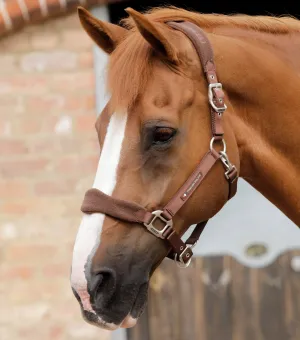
210, 29, 300, 225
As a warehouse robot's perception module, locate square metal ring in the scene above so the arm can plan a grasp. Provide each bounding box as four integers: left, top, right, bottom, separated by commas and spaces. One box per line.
143, 210, 173, 239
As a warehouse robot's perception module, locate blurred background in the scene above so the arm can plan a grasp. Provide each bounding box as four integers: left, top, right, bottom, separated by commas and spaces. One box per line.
0, 1, 299, 340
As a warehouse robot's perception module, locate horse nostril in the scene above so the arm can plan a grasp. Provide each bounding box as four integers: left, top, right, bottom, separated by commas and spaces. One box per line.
89, 268, 117, 308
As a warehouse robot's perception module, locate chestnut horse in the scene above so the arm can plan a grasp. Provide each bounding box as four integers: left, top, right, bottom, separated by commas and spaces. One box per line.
71, 6, 300, 330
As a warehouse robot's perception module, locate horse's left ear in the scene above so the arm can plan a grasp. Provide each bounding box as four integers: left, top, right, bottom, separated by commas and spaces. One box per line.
125, 8, 179, 64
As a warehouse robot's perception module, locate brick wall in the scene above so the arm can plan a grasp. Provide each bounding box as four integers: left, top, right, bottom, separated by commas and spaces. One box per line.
0, 0, 125, 38
0, 12, 111, 340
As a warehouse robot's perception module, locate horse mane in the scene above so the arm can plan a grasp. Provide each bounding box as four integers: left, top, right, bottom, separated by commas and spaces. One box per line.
108, 6, 300, 109
123, 6, 300, 34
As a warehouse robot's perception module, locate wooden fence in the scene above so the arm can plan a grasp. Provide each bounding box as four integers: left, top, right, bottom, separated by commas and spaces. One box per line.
127, 250, 300, 340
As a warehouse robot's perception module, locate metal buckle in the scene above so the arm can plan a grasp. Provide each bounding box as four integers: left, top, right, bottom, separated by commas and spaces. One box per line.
208, 83, 227, 113
210, 138, 237, 181
143, 210, 173, 239
219, 150, 236, 180
174, 241, 197, 269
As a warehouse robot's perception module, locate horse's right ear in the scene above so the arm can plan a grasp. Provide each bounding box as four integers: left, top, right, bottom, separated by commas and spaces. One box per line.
77, 7, 127, 54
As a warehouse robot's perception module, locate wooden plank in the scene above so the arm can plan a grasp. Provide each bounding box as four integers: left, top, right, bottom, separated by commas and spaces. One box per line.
231, 257, 263, 340
173, 259, 198, 340
126, 306, 150, 340
257, 252, 290, 340
201, 256, 233, 340
147, 259, 199, 340
285, 250, 300, 340
193, 258, 207, 340
128, 250, 300, 340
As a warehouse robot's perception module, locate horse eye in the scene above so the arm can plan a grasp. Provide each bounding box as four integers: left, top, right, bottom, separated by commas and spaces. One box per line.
152, 127, 176, 144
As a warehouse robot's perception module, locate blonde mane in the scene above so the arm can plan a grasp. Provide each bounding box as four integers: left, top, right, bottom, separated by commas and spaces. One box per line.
108, 7, 300, 109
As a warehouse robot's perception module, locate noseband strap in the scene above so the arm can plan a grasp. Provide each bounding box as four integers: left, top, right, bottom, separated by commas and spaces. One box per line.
81, 21, 239, 268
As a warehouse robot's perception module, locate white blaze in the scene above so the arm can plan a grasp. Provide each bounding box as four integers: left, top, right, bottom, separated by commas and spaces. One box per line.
70, 111, 127, 324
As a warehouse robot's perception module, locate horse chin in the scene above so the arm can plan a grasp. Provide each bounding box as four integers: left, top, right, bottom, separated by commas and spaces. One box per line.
118, 281, 148, 329
120, 316, 138, 328
82, 310, 120, 330
83, 280, 148, 330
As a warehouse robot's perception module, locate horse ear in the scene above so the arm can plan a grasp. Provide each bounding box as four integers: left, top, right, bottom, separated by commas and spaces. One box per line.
125, 7, 178, 64
77, 6, 127, 54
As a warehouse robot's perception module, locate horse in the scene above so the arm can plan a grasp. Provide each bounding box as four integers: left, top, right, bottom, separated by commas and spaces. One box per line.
70, 5, 300, 330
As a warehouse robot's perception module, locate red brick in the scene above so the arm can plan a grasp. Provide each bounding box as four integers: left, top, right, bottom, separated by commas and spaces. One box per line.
0, 158, 49, 177
49, 72, 95, 92
0, 55, 18, 74
2, 201, 30, 214
0, 139, 29, 155
16, 119, 43, 135
2, 32, 30, 53
2, 266, 34, 280
55, 155, 98, 174
5, 244, 57, 263
31, 33, 58, 50
30, 137, 58, 153
45, 0, 62, 16
0, 94, 19, 108
23, 0, 42, 21
54, 10, 81, 29
61, 30, 92, 50
61, 136, 99, 153
0, 120, 11, 136
25, 94, 65, 112
2, 197, 69, 216
63, 94, 95, 111
0, 14, 6, 37
74, 114, 96, 132
0, 180, 30, 198
5, 1, 26, 33
20, 51, 77, 73
34, 179, 76, 196
0, 74, 48, 94
78, 51, 94, 68
42, 264, 68, 277
32, 135, 99, 154
49, 325, 64, 339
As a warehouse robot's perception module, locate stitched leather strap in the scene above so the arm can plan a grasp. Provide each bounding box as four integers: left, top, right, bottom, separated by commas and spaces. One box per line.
167, 21, 225, 140
162, 150, 220, 220
81, 188, 153, 224
227, 167, 238, 199
166, 220, 208, 260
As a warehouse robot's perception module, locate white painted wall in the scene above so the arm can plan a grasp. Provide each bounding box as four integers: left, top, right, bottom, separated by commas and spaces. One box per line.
188, 180, 299, 267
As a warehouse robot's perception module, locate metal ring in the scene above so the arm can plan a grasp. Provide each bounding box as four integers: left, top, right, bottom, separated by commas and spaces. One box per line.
210, 137, 226, 153
174, 254, 192, 268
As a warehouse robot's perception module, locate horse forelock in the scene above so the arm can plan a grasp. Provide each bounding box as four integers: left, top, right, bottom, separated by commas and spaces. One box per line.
107, 31, 154, 110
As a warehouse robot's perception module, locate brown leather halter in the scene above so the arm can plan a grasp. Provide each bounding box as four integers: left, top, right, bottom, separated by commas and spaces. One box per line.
81, 21, 239, 268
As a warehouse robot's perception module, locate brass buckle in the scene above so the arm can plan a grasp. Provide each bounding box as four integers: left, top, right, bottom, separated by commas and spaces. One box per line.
143, 210, 173, 239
